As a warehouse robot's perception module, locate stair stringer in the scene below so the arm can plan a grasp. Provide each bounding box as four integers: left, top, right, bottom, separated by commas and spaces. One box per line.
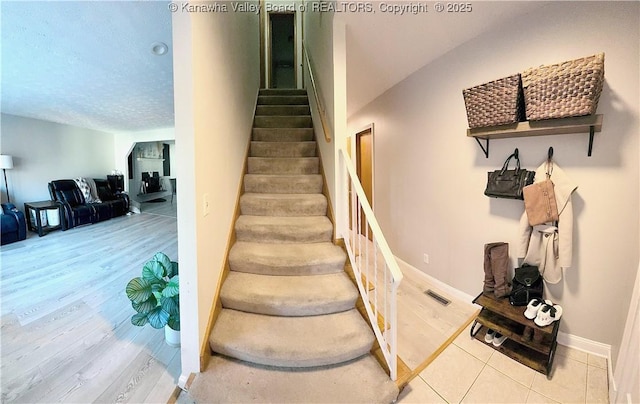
199, 91, 290, 371
198, 137, 252, 373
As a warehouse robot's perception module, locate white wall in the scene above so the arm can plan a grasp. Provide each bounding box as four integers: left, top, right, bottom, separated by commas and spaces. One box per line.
0, 113, 115, 209
347, 2, 639, 365
172, 6, 260, 379
303, 8, 337, 212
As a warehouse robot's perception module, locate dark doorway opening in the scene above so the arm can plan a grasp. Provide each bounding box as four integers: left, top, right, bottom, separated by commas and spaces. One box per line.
270, 13, 295, 88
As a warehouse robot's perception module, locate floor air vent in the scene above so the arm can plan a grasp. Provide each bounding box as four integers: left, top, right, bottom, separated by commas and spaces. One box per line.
425, 289, 451, 306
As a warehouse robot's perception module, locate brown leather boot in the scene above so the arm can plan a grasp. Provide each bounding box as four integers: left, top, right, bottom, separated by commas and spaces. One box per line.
491, 242, 512, 298
483, 243, 496, 295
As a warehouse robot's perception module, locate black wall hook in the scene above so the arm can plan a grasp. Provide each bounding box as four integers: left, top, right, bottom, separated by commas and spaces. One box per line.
514, 148, 519, 158
548, 147, 554, 160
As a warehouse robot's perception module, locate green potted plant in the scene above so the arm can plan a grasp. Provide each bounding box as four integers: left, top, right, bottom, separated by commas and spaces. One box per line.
125, 252, 180, 346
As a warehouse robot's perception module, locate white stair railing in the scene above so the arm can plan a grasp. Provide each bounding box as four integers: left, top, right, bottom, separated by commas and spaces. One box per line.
303, 40, 402, 380
337, 148, 403, 380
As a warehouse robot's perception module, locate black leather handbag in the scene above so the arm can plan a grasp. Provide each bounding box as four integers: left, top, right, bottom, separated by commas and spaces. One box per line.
509, 264, 543, 306
484, 148, 535, 200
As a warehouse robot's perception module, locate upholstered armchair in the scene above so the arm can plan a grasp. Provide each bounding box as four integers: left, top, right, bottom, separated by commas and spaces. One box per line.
1, 203, 27, 245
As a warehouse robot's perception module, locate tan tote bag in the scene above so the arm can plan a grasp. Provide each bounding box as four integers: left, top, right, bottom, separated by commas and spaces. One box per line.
523, 177, 559, 226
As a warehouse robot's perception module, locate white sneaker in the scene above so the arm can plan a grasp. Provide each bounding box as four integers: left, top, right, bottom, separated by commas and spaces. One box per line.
484, 329, 495, 343
492, 332, 508, 347
534, 304, 563, 327
524, 298, 552, 320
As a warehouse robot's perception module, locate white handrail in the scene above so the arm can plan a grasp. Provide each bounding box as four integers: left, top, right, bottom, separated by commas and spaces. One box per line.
338, 148, 403, 380
302, 42, 332, 143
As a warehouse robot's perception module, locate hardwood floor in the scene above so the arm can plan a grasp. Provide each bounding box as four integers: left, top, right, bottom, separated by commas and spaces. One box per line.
139, 199, 177, 218
1, 211, 180, 403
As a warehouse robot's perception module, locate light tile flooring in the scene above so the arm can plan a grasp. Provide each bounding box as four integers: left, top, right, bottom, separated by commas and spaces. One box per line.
397, 323, 610, 404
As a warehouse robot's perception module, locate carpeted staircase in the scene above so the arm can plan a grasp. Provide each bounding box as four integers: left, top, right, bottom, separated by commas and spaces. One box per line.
187, 89, 399, 403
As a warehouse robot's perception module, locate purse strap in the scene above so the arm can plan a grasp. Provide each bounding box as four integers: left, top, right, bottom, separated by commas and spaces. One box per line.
500, 148, 521, 175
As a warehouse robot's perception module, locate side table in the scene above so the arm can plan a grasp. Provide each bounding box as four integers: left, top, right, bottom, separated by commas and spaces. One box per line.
24, 201, 62, 237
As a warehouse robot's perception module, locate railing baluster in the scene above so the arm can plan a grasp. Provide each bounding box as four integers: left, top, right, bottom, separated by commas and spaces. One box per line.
337, 149, 403, 381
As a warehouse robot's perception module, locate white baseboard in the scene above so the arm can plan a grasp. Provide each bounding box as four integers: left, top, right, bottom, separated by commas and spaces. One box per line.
556, 331, 615, 399
395, 256, 476, 305
178, 373, 190, 389
556, 332, 611, 358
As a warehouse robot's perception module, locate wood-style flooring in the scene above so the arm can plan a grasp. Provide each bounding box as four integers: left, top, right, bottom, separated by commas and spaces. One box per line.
1, 207, 180, 403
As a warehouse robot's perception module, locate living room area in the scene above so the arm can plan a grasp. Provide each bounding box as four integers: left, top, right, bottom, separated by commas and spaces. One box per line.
0, 2, 181, 400
0, 116, 180, 402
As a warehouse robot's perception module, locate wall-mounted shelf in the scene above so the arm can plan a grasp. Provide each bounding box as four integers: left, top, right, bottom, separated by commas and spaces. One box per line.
467, 114, 603, 158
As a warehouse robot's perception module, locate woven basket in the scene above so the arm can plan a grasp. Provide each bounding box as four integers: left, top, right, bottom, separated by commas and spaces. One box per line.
463, 74, 526, 129
522, 53, 604, 121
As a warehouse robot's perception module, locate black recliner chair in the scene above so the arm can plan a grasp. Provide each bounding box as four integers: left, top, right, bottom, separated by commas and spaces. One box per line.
48, 180, 96, 230
94, 179, 130, 217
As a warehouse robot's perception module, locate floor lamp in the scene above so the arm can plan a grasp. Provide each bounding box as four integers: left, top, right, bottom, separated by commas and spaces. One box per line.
0, 155, 14, 204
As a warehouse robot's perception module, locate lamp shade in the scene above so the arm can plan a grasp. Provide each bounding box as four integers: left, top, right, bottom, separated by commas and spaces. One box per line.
0, 155, 14, 169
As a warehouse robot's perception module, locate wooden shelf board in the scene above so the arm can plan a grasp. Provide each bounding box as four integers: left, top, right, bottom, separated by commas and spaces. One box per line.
477, 309, 553, 355
467, 114, 603, 139
473, 293, 556, 337
473, 326, 551, 375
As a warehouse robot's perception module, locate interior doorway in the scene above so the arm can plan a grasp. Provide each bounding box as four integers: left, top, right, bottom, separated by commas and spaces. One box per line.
355, 125, 374, 239
269, 13, 296, 88
126, 140, 177, 217
356, 127, 374, 208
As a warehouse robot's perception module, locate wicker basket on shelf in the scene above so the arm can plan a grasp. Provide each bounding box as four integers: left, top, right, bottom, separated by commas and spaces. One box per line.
463, 74, 526, 129
522, 53, 605, 121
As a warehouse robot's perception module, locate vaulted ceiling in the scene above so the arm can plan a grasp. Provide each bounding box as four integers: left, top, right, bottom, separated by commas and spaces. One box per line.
339, 2, 546, 115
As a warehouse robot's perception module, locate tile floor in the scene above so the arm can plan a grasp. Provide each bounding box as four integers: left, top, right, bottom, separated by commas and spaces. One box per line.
397, 326, 609, 404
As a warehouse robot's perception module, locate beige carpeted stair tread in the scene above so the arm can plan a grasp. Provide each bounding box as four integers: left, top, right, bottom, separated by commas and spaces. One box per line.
256, 105, 311, 116
244, 174, 323, 194
210, 308, 375, 368
257, 95, 309, 105
248, 157, 319, 175
259, 88, 307, 96
235, 215, 333, 243
229, 241, 346, 275
252, 128, 314, 142
188, 354, 399, 404
220, 272, 358, 316
250, 141, 316, 157
197, 90, 396, 402
254, 115, 312, 128
240, 193, 327, 217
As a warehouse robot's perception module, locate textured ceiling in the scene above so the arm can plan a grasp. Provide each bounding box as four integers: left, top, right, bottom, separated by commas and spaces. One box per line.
1, 1, 174, 132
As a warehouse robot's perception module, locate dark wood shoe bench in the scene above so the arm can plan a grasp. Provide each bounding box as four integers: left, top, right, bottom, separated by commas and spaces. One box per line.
470, 293, 560, 378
